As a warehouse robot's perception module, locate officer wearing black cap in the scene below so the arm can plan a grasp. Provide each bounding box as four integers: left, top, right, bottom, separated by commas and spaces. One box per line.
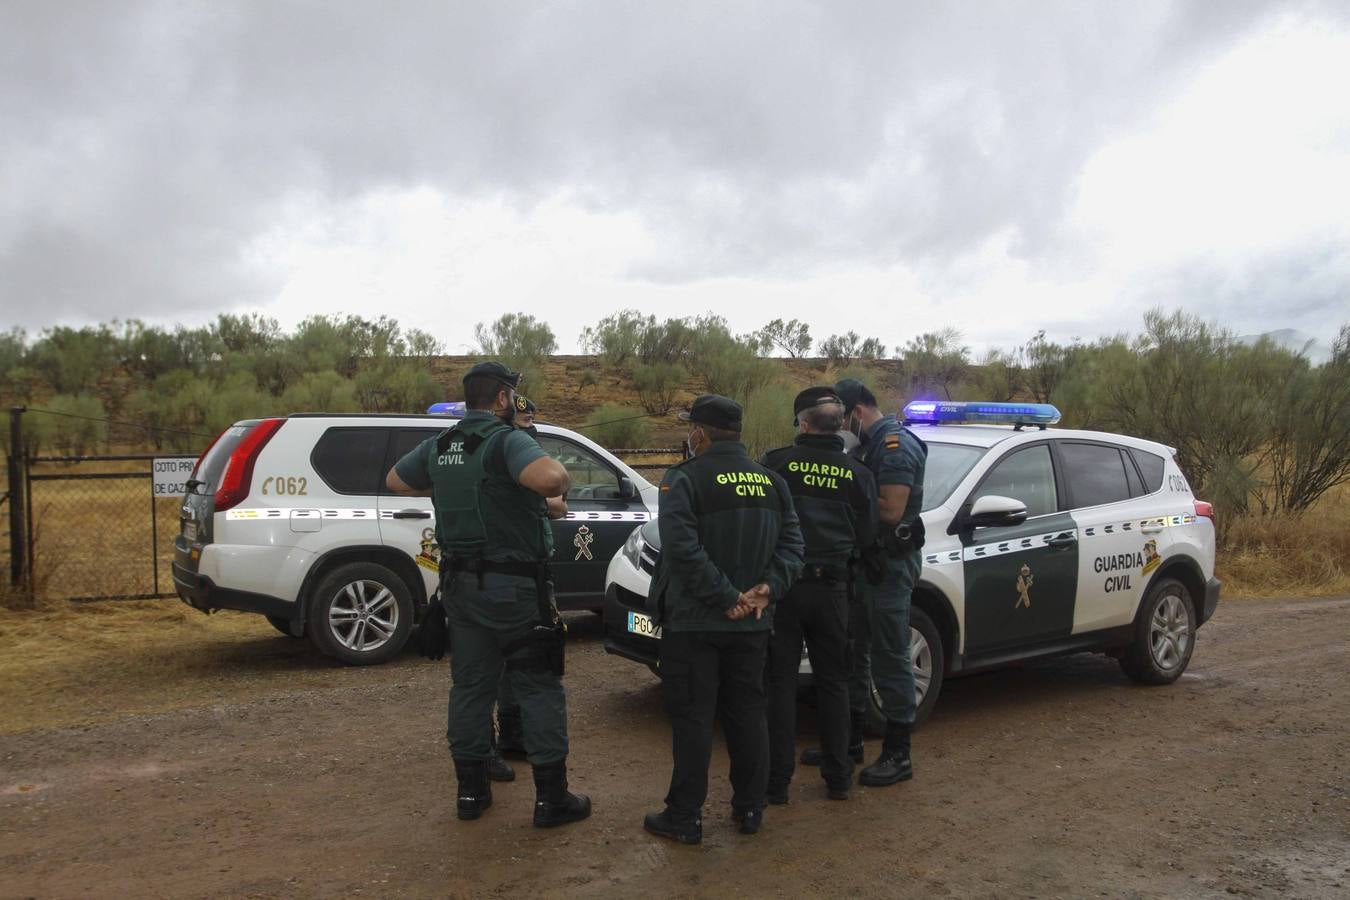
643, 394, 805, 844
492, 393, 551, 775
386, 360, 591, 826
760, 388, 878, 802
831, 377, 927, 787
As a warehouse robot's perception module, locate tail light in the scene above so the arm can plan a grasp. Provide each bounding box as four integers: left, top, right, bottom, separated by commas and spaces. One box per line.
1194, 500, 1215, 521
214, 418, 285, 512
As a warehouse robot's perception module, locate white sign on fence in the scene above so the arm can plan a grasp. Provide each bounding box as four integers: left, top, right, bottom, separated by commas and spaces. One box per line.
152, 457, 198, 497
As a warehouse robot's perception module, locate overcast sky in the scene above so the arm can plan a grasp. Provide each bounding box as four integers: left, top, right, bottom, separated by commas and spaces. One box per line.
3, 1, 1348, 355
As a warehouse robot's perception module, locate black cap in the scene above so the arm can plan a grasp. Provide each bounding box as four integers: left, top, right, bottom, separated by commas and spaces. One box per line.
833, 378, 867, 414
678, 394, 743, 433
793, 386, 844, 424
463, 360, 521, 389
515, 395, 536, 414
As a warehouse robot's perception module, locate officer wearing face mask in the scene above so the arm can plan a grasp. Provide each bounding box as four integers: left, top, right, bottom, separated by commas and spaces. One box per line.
828, 378, 927, 788
492, 394, 561, 777
643, 394, 804, 845
386, 361, 590, 827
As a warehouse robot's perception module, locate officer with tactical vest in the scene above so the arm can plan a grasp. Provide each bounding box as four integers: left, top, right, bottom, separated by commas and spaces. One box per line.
760, 387, 878, 801
643, 394, 805, 845
490, 394, 548, 778
830, 377, 928, 787
386, 361, 590, 826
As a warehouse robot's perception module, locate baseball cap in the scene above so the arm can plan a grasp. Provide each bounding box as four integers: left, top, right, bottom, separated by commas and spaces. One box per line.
793, 386, 844, 424
463, 360, 521, 389
678, 394, 743, 433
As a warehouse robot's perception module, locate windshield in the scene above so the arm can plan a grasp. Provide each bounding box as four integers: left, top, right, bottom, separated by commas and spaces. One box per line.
922, 442, 986, 511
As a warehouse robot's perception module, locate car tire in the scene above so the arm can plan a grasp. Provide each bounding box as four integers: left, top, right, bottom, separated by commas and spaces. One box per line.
308, 561, 414, 666
864, 605, 945, 736
1120, 576, 1196, 685
266, 615, 303, 638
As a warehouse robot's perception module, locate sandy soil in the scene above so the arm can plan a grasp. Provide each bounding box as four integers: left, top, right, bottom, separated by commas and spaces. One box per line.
2, 596, 1347, 899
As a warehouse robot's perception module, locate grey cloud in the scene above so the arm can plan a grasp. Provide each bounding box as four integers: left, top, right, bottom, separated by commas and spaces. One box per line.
0, 0, 1331, 331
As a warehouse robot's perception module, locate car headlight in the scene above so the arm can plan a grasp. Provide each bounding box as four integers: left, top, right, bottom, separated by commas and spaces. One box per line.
621, 526, 645, 569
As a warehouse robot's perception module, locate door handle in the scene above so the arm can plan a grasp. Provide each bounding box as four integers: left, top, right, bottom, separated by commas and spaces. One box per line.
1046, 533, 1077, 550
392, 509, 432, 520
1141, 524, 1164, 535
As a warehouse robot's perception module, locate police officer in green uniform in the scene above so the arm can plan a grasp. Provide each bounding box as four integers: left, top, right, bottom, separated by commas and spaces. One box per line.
834, 378, 927, 787
761, 388, 878, 802
492, 394, 547, 775
386, 362, 590, 826
643, 395, 805, 844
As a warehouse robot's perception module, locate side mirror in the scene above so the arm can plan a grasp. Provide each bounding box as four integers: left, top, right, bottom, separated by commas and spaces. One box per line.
965, 494, 1028, 529
618, 476, 637, 500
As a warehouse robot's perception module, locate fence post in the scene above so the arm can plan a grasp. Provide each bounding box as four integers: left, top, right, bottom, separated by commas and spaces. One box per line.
8, 406, 27, 590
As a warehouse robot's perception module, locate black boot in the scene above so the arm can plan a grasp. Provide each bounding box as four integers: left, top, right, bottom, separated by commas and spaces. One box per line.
858, 724, 913, 787
454, 759, 493, 820
531, 760, 592, 828
848, 711, 867, 763
643, 808, 702, 845
486, 747, 515, 782
497, 707, 527, 759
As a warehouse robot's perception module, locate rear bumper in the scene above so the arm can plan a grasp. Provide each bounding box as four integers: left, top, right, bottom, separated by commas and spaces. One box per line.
172, 560, 296, 620
1200, 576, 1221, 626
602, 583, 660, 670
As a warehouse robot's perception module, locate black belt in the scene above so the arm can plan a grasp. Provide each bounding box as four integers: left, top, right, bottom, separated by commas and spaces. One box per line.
799, 564, 849, 584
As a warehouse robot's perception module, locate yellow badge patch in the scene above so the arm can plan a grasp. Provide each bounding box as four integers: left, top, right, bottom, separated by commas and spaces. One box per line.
884, 435, 901, 450
660, 484, 671, 493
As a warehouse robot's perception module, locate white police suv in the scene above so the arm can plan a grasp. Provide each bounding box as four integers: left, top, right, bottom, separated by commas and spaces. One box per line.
173, 411, 657, 665
603, 402, 1220, 728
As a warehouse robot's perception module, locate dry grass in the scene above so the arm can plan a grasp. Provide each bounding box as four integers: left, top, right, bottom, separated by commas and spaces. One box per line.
0, 601, 424, 735
1217, 485, 1350, 598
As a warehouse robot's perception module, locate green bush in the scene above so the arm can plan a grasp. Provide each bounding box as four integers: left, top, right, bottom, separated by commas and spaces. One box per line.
632, 363, 686, 414
579, 310, 651, 368
582, 403, 650, 449
281, 371, 361, 413
739, 381, 798, 459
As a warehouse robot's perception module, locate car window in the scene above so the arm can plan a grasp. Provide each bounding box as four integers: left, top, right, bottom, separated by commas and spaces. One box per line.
922, 442, 986, 511
976, 445, 1058, 518
1060, 441, 1131, 508
1131, 448, 1166, 493
536, 436, 624, 501
312, 428, 390, 495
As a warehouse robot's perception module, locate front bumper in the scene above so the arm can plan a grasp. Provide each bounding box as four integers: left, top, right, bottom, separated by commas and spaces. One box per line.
1200, 576, 1221, 626
602, 583, 661, 671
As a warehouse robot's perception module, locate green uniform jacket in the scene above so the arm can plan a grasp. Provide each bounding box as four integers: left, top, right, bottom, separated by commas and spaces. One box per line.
651, 441, 805, 633
761, 433, 879, 569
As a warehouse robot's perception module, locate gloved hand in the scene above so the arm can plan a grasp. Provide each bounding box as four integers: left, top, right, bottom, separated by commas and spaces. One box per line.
418, 600, 450, 660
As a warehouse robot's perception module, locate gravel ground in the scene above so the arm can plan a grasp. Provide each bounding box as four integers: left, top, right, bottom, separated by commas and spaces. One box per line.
2, 596, 1347, 899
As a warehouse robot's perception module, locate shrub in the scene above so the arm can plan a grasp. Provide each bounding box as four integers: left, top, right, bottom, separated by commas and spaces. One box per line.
739, 381, 798, 459
582, 403, 650, 449
632, 363, 686, 415
579, 310, 651, 368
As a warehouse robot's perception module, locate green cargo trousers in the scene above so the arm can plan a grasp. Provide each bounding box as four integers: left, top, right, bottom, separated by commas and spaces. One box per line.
848, 552, 922, 727
444, 571, 569, 765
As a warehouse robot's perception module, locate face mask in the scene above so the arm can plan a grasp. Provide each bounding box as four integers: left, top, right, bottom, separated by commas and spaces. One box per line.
523, 425, 539, 439
686, 428, 702, 457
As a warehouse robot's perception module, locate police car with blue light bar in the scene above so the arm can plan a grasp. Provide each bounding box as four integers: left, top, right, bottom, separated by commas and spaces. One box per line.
603, 401, 1220, 729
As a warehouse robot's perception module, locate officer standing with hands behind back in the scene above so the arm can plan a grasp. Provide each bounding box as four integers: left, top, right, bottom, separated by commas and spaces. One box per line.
832, 378, 927, 787
643, 394, 805, 845
385, 362, 591, 827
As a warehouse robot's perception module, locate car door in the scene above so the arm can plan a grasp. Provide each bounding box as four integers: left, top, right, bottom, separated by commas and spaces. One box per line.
1056, 441, 1174, 635
959, 442, 1079, 657
535, 433, 651, 606
377, 426, 444, 602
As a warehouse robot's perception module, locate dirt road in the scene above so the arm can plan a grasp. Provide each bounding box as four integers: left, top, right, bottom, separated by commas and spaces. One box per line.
2, 597, 1347, 899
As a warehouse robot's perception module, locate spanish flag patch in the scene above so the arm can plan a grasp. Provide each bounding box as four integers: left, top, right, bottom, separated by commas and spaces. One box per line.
660, 484, 671, 493
884, 435, 901, 450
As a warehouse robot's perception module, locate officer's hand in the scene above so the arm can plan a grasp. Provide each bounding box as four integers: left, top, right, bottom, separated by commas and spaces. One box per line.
742, 589, 770, 621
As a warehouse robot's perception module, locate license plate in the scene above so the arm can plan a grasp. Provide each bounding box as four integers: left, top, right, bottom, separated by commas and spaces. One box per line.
182, 521, 198, 542
627, 610, 661, 639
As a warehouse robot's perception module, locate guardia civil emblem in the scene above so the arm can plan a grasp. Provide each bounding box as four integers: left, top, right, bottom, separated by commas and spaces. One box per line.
573, 525, 595, 561
1014, 563, 1034, 609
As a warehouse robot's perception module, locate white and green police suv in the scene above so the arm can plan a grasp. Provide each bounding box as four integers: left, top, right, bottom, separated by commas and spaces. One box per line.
603, 401, 1220, 728
173, 407, 657, 665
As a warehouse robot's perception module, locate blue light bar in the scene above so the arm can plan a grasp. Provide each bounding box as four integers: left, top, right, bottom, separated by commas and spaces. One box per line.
902, 401, 1061, 427
427, 401, 467, 416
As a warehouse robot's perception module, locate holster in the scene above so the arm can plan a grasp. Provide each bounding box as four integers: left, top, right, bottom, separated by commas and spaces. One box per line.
500, 561, 566, 678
